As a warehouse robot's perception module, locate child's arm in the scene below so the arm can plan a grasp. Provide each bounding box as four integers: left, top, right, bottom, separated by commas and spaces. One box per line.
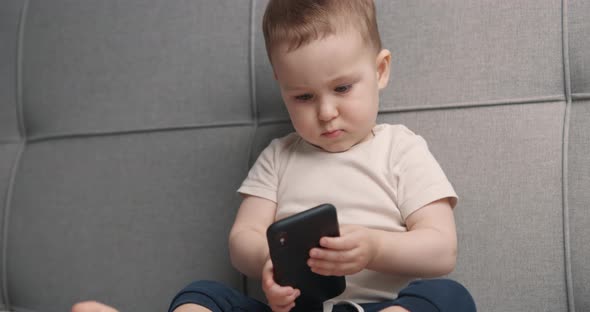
308, 198, 457, 278
228, 195, 277, 278
229, 195, 301, 311
368, 198, 457, 277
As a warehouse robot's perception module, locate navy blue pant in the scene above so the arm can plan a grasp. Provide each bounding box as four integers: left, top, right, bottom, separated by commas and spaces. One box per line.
168, 279, 476, 312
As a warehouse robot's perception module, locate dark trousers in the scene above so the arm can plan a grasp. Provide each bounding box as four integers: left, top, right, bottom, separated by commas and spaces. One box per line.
168, 279, 476, 312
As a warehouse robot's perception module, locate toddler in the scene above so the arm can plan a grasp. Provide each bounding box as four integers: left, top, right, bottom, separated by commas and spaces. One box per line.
169, 1, 475, 312
74, 1, 476, 312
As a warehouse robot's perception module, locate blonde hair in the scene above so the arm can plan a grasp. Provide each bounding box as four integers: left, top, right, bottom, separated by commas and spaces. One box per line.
262, 0, 382, 62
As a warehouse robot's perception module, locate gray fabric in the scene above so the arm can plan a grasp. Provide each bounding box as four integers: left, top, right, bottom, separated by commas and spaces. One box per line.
0, 0, 21, 141
377, 1, 564, 110
0, 143, 22, 308
568, 101, 590, 312
569, 0, 590, 95
379, 102, 567, 312
6, 127, 252, 312
22, 0, 252, 139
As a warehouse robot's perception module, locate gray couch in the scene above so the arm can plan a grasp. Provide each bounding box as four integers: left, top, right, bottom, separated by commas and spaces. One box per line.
1, 1, 589, 311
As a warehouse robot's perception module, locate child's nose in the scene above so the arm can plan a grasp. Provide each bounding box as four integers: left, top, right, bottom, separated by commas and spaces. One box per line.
317, 99, 339, 121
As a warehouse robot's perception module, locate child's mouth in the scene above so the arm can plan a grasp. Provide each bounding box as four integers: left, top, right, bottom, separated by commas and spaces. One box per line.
322, 130, 343, 138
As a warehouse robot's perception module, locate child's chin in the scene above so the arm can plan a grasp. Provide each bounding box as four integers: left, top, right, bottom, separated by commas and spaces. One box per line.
320, 143, 353, 153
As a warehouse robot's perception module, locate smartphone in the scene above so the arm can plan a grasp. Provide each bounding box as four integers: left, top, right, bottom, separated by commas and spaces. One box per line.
266, 203, 346, 307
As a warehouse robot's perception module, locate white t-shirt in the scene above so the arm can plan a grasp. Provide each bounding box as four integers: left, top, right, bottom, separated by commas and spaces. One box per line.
237, 123, 458, 302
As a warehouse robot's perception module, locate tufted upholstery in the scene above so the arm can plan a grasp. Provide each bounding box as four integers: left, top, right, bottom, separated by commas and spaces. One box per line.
1, 1, 589, 311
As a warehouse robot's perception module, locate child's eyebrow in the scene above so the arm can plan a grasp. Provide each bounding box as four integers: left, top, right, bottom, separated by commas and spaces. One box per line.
282, 73, 361, 91
283, 84, 308, 92
329, 73, 361, 85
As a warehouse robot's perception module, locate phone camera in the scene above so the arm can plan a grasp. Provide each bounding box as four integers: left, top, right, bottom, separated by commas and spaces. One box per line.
278, 232, 287, 247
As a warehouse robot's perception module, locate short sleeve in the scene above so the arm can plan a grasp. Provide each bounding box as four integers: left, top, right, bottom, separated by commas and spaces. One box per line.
237, 139, 281, 202
392, 128, 458, 220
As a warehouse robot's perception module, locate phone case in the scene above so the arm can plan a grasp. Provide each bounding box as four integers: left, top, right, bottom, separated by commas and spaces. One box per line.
266, 203, 346, 307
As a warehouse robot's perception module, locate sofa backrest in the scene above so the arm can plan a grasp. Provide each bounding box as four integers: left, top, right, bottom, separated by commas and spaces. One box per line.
1, 1, 589, 312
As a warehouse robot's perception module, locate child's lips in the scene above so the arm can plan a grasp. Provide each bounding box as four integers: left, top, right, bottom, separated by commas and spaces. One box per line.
322, 129, 343, 138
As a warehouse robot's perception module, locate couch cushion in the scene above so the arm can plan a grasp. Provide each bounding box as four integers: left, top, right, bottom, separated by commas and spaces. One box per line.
6, 127, 252, 312
568, 101, 590, 312
21, 0, 252, 139
380, 102, 567, 312
377, 0, 564, 111
246, 103, 568, 311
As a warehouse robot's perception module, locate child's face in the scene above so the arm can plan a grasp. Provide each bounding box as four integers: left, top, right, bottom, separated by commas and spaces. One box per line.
271, 30, 390, 153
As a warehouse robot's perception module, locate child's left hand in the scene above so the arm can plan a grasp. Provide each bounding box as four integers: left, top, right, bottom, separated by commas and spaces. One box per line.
307, 224, 377, 276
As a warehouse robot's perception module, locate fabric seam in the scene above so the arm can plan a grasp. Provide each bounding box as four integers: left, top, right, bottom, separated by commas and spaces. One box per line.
246, 0, 260, 168
560, 0, 575, 311
571, 93, 590, 100
379, 95, 565, 114
257, 95, 565, 126
2, 0, 30, 308
15, 0, 28, 139
241, 0, 260, 297
26, 120, 255, 143
18, 96, 570, 144
1, 143, 25, 310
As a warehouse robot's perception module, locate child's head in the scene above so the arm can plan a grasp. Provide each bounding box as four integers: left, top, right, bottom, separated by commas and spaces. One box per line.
262, 0, 382, 61
263, 0, 391, 153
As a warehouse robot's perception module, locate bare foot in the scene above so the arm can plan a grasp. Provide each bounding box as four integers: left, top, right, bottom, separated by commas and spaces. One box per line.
173, 303, 212, 312
71, 301, 119, 312
380, 306, 410, 312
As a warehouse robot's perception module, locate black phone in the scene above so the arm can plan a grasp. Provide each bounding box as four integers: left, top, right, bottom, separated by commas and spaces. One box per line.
266, 203, 346, 307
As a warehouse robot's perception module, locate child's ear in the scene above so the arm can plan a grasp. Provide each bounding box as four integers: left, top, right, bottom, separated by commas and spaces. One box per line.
376, 49, 392, 90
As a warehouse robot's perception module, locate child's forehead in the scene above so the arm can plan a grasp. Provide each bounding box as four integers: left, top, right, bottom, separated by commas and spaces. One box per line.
271, 28, 369, 61
270, 31, 376, 86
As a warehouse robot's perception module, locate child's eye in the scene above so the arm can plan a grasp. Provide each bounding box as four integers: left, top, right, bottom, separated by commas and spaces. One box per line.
294, 93, 314, 101
334, 84, 352, 94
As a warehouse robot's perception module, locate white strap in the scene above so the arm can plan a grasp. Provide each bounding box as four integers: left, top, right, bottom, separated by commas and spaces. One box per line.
323, 299, 364, 312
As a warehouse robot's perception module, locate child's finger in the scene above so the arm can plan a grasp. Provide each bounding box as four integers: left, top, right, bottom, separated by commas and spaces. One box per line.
262, 267, 275, 289
267, 286, 299, 312
309, 259, 356, 276
319, 235, 356, 250
268, 282, 297, 296
309, 247, 354, 262
271, 287, 300, 305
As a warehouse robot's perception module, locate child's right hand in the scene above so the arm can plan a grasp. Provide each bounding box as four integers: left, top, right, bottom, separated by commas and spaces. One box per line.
261, 257, 301, 312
